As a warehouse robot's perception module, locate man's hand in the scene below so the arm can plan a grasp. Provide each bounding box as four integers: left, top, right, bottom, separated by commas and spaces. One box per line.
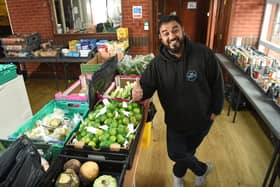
132, 78, 143, 101
210, 113, 217, 121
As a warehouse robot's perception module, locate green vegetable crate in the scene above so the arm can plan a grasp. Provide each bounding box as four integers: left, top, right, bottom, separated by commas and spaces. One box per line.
80, 63, 102, 74
8, 100, 89, 158
0, 63, 17, 85
80, 54, 103, 74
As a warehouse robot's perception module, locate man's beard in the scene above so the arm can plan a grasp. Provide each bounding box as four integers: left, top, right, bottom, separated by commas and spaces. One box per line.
166, 37, 184, 54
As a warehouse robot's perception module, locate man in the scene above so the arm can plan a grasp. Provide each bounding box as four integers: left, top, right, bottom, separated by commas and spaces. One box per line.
132, 15, 224, 187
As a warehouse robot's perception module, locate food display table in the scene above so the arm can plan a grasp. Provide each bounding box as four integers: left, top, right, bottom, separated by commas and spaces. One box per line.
0, 56, 91, 89
216, 53, 280, 187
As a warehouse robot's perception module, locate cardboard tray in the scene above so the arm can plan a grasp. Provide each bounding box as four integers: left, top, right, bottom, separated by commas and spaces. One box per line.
64, 101, 144, 169
98, 75, 141, 103
40, 153, 126, 187
64, 124, 144, 169
55, 74, 91, 102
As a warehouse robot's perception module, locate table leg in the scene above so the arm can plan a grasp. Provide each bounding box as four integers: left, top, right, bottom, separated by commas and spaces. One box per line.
49, 63, 59, 90
262, 140, 280, 187
18, 62, 27, 78
268, 157, 280, 187
227, 79, 235, 116
64, 63, 68, 89
232, 89, 241, 123
227, 101, 231, 116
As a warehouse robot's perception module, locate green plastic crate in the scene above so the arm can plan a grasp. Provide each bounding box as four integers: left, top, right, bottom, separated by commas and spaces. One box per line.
0, 63, 17, 85
8, 100, 89, 153
80, 63, 102, 74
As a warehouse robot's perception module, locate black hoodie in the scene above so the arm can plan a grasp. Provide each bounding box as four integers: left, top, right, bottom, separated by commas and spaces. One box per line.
141, 37, 224, 133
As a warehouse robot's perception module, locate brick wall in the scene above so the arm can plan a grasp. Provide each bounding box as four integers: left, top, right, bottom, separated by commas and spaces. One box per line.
5, 0, 151, 79
230, 0, 265, 46
6, 0, 53, 39
7, 0, 151, 54
121, 0, 150, 55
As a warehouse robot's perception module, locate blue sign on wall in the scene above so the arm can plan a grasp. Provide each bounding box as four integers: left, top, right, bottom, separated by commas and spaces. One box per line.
133, 6, 142, 19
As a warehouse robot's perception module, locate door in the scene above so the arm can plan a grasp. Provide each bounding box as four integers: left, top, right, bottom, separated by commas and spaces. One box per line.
0, 0, 12, 57
152, 0, 181, 54
213, 0, 235, 53
152, 0, 160, 55
0, 0, 12, 37
181, 0, 210, 44
151, 0, 212, 52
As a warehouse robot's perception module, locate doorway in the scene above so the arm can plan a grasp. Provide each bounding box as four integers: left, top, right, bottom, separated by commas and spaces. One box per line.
152, 0, 182, 54
0, 0, 12, 37
0, 0, 12, 58
212, 0, 235, 53
152, 0, 211, 53
152, 0, 181, 55
181, 0, 210, 44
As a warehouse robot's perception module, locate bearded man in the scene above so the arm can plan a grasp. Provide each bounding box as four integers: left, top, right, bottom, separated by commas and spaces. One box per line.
132, 15, 224, 187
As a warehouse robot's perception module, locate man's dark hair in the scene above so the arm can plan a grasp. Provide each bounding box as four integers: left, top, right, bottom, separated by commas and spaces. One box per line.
158, 15, 182, 33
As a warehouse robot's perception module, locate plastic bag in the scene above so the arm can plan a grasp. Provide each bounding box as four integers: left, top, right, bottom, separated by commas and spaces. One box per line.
0, 135, 46, 187
117, 53, 154, 75
38, 157, 64, 187
0, 135, 27, 182
10, 149, 45, 187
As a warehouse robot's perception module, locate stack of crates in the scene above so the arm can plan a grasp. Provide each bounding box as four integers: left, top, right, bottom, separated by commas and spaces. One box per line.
8, 100, 89, 159
0, 63, 17, 85
1, 33, 40, 57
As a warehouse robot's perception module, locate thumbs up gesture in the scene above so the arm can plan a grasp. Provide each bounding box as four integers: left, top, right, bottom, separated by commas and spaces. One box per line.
132, 78, 143, 101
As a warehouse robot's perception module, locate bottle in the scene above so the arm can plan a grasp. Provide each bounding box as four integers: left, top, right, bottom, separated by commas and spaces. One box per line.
57, 24, 63, 34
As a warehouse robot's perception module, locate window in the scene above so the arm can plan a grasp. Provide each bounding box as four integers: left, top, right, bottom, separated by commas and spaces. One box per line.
259, 0, 280, 60
52, 0, 122, 34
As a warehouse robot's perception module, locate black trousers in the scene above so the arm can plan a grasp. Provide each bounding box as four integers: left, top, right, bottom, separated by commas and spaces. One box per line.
167, 122, 212, 177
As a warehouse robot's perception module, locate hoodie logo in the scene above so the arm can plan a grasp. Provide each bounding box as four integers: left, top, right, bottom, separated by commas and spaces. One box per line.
186, 70, 198, 82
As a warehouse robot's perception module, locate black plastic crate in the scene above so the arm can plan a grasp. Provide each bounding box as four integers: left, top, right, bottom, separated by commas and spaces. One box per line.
64, 102, 144, 169
40, 154, 126, 187
64, 117, 143, 169
61, 146, 128, 164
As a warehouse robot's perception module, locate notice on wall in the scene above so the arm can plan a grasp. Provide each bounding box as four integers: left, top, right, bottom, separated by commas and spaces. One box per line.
187, 2, 197, 9
132, 6, 142, 19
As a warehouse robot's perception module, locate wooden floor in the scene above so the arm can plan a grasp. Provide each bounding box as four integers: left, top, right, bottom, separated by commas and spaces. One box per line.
25, 79, 279, 187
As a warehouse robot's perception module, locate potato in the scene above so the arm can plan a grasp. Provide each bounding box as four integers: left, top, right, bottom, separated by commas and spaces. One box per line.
55, 169, 79, 187
63, 159, 81, 174
79, 161, 99, 185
